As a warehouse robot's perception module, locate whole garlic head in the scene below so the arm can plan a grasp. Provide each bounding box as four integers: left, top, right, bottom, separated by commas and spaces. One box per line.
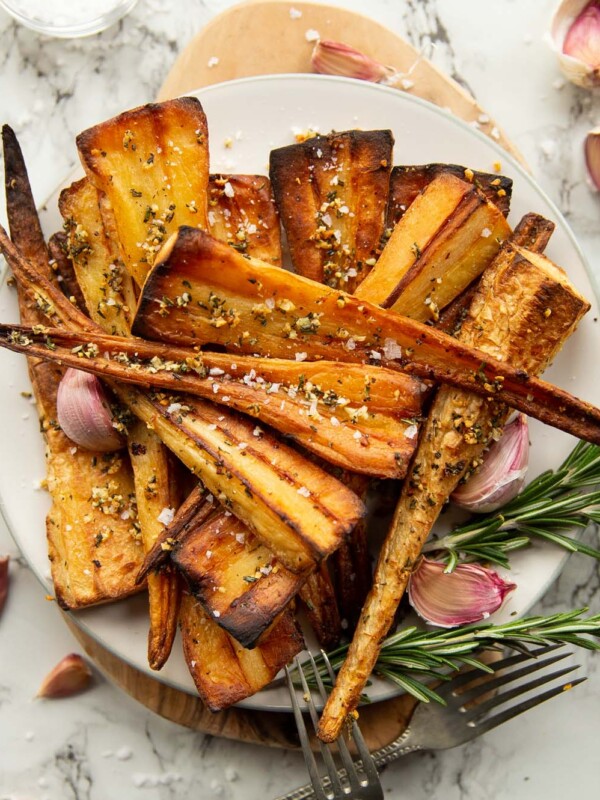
549, 0, 600, 88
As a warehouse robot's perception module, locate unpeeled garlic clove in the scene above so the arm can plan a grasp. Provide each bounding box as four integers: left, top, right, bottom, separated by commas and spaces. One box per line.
549, 0, 600, 88
57, 368, 124, 452
311, 40, 396, 83
584, 126, 600, 189
37, 653, 93, 699
451, 414, 529, 513
0, 556, 9, 616
408, 557, 516, 628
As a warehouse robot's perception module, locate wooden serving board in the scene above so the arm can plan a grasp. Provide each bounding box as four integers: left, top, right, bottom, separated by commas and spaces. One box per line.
68, 0, 522, 749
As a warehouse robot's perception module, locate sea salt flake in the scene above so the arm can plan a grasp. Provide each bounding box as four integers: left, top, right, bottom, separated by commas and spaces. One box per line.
383, 338, 402, 360
480, 227, 492, 238
207, 56, 219, 68
305, 28, 320, 42
295, 352, 308, 361
405, 424, 418, 439
158, 507, 175, 525
223, 181, 235, 198
297, 486, 311, 497
289, 7, 302, 19
167, 402, 182, 413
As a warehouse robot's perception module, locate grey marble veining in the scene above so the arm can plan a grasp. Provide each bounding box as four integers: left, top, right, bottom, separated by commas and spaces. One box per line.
0, 1, 599, 798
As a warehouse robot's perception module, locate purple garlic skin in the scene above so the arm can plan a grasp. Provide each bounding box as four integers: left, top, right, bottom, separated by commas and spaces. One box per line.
311, 40, 396, 83
408, 557, 516, 628
451, 414, 529, 513
57, 368, 123, 452
37, 653, 93, 699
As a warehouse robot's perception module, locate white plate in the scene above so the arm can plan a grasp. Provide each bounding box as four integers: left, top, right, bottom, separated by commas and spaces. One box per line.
1, 74, 598, 712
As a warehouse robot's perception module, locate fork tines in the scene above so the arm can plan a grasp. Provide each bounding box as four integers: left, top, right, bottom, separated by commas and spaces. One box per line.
285, 652, 383, 800
439, 644, 586, 737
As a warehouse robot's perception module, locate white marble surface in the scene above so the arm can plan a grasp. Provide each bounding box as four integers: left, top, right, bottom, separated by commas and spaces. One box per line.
0, 0, 599, 797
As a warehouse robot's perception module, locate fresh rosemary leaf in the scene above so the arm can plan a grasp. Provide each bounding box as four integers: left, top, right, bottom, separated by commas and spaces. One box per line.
306, 608, 600, 706
424, 441, 600, 569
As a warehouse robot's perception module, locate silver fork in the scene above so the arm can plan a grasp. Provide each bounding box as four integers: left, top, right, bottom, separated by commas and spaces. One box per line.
285, 651, 384, 800
278, 645, 585, 800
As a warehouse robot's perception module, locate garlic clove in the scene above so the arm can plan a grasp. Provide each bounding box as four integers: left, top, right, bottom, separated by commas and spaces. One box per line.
311, 40, 396, 83
584, 126, 600, 190
0, 555, 9, 616
57, 368, 124, 452
408, 557, 516, 628
548, 0, 600, 88
37, 653, 93, 699
451, 414, 529, 513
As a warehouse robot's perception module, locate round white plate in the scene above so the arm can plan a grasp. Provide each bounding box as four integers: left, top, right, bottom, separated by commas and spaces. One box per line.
0, 74, 598, 712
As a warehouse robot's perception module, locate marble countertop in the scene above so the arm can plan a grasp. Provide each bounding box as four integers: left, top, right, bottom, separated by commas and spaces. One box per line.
0, 0, 599, 797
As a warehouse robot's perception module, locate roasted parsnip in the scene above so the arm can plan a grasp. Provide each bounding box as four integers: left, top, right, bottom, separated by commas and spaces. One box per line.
171, 506, 305, 648
270, 130, 393, 291
58, 178, 137, 335
208, 174, 282, 266
0, 324, 425, 479
298, 563, 342, 650
355, 173, 512, 321
128, 421, 181, 670
179, 591, 304, 711
0, 226, 365, 576
76, 97, 210, 287
317, 236, 590, 742
2, 125, 144, 609
132, 226, 600, 444
386, 163, 512, 228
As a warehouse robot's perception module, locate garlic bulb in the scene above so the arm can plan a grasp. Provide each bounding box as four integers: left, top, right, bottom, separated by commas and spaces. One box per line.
549, 0, 600, 88
585, 126, 600, 189
451, 414, 529, 513
408, 557, 516, 628
57, 368, 124, 452
311, 40, 396, 83
37, 653, 93, 699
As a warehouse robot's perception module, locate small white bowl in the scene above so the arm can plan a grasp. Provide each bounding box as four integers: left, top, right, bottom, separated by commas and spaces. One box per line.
0, 0, 138, 38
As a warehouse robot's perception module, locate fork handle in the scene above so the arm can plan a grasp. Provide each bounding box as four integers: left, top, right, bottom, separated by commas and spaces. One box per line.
273, 733, 422, 800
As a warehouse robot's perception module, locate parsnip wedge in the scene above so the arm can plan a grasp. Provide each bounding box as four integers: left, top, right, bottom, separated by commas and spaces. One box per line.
387, 163, 512, 227
76, 97, 210, 288
317, 233, 590, 742
47, 232, 88, 313
131, 227, 600, 444
172, 507, 305, 648
179, 591, 304, 711
437, 212, 556, 336
128, 420, 181, 670
208, 175, 282, 266
112, 386, 365, 574
58, 178, 137, 335
298, 563, 342, 650
2, 126, 144, 610
270, 130, 393, 291
0, 228, 365, 575
0, 325, 425, 479
356, 173, 512, 320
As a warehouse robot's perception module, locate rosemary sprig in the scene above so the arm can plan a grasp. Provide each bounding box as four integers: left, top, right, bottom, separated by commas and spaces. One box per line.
422, 440, 600, 571
312, 608, 600, 705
